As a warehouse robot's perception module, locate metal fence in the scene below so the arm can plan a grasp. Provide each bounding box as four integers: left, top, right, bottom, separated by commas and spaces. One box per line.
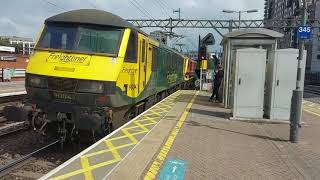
0, 68, 25, 81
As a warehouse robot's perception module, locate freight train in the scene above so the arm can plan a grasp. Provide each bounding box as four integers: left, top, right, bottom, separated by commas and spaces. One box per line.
4, 9, 197, 143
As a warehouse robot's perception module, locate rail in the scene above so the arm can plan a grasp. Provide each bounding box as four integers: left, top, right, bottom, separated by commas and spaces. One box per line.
0, 68, 25, 81
0, 92, 26, 104
304, 87, 320, 96
0, 140, 59, 173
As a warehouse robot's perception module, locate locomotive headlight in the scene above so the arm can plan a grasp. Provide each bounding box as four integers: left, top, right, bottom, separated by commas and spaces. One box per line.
77, 81, 105, 93
27, 75, 47, 88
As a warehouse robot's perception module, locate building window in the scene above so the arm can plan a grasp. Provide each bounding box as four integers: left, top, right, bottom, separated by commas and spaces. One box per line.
317, 54, 320, 60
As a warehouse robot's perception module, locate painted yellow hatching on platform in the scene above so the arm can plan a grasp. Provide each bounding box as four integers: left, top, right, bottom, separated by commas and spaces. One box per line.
303, 100, 320, 117
144, 91, 199, 180
49, 92, 181, 180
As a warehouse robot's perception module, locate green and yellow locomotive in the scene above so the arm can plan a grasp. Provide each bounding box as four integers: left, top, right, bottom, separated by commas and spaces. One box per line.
24, 9, 195, 140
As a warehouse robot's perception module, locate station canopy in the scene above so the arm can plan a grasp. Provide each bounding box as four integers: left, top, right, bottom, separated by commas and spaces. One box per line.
221, 28, 283, 44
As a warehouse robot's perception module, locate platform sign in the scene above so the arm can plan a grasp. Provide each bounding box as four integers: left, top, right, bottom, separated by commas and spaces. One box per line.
159, 158, 187, 180
297, 26, 312, 40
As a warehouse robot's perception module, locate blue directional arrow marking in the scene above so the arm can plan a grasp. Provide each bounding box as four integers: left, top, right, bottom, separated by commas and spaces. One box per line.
159, 158, 187, 180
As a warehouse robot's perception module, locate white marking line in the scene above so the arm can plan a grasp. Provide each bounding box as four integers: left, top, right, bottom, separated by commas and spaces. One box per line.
0, 88, 25, 92
40, 91, 180, 180
0, 91, 26, 98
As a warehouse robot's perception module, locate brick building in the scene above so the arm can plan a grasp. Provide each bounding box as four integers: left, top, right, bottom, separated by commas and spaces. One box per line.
264, 0, 320, 74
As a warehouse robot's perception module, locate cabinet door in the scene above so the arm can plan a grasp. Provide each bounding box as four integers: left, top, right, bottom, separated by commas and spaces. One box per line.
234, 49, 266, 118
271, 50, 298, 119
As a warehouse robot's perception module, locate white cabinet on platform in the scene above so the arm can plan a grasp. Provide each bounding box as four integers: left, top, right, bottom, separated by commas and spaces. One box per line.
232, 48, 267, 119
265, 49, 306, 120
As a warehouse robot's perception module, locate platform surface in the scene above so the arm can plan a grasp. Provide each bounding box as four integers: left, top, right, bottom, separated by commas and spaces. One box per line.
42, 90, 320, 180
0, 81, 25, 96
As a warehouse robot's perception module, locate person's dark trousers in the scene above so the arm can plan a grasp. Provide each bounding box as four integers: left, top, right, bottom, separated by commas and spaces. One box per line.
210, 85, 220, 100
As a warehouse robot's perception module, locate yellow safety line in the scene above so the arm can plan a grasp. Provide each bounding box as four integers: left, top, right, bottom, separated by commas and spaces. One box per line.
144, 115, 158, 124
153, 106, 170, 112
52, 169, 87, 180
105, 140, 122, 160
149, 110, 161, 117
51, 93, 179, 180
303, 105, 320, 116
80, 156, 94, 180
144, 91, 198, 180
132, 119, 156, 123
134, 121, 150, 132
158, 104, 173, 109
122, 122, 156, 131
304, 109, 320, 117
89, 158, 121, 170
84, 119, 156, 158
84, 133, 146, 158
52, 159, 122, 180
122, 128, 139, 144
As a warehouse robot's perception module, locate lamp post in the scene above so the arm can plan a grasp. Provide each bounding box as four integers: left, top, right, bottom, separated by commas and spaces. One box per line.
173, 8, 181, 20
290, 0, 307, 143
222, 9, 258, 29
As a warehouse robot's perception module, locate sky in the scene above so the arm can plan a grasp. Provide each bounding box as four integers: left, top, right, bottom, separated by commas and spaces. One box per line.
0, 0, 264, 52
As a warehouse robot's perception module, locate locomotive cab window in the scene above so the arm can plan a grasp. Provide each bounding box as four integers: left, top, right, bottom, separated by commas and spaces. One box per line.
37, 23, 123, 56
125, 31, 137, 63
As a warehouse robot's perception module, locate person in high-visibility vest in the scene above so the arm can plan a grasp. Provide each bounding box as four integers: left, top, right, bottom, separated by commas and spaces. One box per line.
209, 64, 223, 102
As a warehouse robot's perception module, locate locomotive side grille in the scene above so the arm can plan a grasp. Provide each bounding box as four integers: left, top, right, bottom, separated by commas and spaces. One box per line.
47, 77, 78, 92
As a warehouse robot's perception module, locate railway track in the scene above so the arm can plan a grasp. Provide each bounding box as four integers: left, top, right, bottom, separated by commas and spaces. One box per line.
0, 140, 61, 179
304, 89, 320, 96
304, 85, 320, 96
0, 93, 28, 137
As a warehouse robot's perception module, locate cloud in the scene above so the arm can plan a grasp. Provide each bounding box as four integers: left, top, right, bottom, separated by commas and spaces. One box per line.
0, 0, 264, 51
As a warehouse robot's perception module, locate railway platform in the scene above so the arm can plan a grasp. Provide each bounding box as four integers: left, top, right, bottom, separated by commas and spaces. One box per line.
41, 90, 320, 180
0, 81, 25, 97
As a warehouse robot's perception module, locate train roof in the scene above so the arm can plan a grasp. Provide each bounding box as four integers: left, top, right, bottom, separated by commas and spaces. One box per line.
159, 43, 185, 57
45, 9, 145, 34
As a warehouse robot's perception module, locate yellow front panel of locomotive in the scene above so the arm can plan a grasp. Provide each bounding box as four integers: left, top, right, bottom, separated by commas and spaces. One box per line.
26, 29, 132, 82
26, 51, 123, 81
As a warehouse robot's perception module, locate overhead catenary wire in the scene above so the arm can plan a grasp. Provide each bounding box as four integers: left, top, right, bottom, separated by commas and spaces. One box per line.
151, 0, 170, 17
158, 0, 172, 15
42, 0, 68, 11
128, 1, 150, 19
131, 0, 155, 19
128, 0, 172, 35
85, 0, 98, 9
158, 0, 170, 11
